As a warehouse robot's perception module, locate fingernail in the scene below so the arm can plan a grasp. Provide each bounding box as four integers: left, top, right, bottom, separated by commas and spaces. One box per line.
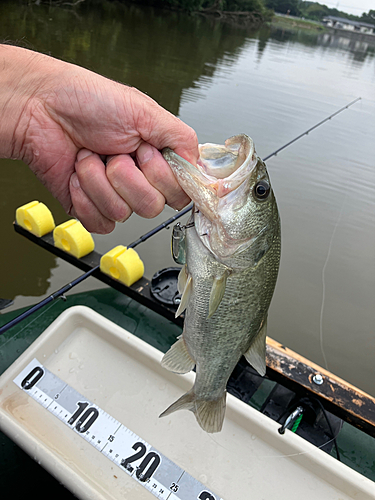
118, 216, 129, 223
70, 173, 80, 189
77, 149, 94, 162
137, 143, 154, 164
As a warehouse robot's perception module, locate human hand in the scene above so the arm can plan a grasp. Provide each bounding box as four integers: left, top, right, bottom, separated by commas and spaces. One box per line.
0, 45, 198, 233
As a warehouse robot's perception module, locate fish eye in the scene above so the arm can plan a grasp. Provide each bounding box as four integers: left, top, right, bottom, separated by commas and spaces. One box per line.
254, 180, 270, 200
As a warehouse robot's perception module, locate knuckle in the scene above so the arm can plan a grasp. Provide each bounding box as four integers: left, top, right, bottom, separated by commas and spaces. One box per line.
185, 126, 198, 145
169, 194, 190, 211
112, 203, 132, 223
136, 193, 165, 218
85, 218, 115, 235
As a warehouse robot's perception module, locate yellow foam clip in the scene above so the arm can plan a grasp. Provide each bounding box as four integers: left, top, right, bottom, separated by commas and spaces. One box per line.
16, 200, 55, 237
100, 245, 144, 287
53, 219, 95, 259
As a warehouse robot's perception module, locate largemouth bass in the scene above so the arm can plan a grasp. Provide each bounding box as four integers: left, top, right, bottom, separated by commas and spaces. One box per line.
160, 134, 281, 433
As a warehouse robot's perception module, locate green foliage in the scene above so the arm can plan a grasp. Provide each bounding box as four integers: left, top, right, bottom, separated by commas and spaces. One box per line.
266, 0, 300, 16
264, 1, 375, 24
162, 0, 205, 12
152, 0, 268, 14
298, 2, 374, 23
221, 0, 267, 12
300, 2, 328, 20
360, 10, 375, 26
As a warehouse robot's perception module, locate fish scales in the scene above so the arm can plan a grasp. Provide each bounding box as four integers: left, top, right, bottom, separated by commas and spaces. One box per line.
185, 223, 280, 396
160, 134, 281, 433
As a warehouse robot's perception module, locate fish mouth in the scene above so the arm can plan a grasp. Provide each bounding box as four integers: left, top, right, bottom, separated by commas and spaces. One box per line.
194, 134, 257, 198
163, 134, 268, 263
163, 134, 258, 214
198, 134, 255, 182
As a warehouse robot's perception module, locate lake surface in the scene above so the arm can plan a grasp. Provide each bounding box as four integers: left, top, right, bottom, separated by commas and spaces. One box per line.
1, 1, 374, 395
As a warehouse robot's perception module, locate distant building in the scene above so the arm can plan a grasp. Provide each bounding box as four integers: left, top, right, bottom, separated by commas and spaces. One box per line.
322, 16, 375, 35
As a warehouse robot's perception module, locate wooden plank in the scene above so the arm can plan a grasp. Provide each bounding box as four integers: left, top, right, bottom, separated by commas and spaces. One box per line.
266, 338, 375, 437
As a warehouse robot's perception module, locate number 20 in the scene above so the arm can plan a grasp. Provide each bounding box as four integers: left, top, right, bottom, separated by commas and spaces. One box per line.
121, 442, 161, 482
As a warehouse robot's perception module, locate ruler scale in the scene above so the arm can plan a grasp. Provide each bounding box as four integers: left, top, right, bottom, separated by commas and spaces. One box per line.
13, 359, 222, 500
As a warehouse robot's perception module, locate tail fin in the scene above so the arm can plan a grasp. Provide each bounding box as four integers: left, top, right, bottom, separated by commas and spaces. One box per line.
159, 390, 226, 433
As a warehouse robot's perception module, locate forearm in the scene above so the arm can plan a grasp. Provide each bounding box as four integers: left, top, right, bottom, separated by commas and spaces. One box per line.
0, 45, 60, 160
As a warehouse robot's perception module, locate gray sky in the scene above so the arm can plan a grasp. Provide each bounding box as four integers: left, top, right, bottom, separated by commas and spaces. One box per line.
323, 1, 374, 16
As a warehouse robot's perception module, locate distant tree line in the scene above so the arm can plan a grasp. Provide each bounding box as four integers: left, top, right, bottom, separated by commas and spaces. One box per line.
136, 0, 375, 26
265, 0, 375, 26
136, 0, 270, 16
33, 0, 375, 27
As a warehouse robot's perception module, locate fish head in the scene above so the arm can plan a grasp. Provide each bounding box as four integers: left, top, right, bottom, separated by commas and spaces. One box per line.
163, 134, 279, 268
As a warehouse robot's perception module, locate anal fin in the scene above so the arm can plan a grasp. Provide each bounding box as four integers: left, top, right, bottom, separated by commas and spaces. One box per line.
161, 337, 195, 374
244, 318, 267, 376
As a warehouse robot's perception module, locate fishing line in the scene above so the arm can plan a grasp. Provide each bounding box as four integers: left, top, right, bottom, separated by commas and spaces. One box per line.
319, 196, 347, 370
1, 99, 358, 466
311, 396, 341, 461
1, 98, 360, 334
192, 397, 342, 461
256, 434, 340, 460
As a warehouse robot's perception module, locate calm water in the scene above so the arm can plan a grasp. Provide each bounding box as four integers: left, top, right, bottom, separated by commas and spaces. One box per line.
1, 1, 374, 395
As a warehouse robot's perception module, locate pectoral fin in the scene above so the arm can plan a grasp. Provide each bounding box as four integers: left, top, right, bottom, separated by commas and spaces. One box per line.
244, 318, 267, 376
175, 273, 192, 318
177, 265, 188, 294
161, 336, 195, 374
208, 270, 229, 318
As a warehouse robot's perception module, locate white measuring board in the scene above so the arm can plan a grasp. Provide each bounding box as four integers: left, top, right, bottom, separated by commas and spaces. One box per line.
13, 358, 222, 500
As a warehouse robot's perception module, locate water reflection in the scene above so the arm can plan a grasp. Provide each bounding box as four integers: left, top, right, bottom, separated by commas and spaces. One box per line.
0, 160, 62, 301
321, 36, 375, 63
1, 1, 259, 115
1, 1, 374, 395
268, 25, 375, 63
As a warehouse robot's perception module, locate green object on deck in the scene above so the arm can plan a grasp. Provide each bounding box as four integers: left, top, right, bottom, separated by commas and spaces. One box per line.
291, 413, 303, 433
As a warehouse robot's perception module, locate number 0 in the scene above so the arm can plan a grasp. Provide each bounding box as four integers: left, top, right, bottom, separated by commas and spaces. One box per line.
21, 366, 44, 390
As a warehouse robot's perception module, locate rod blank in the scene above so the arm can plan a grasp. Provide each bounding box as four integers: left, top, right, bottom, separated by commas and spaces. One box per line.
0, 205, 192, 335
262, 97, 361, 161
0, 97, 361, 335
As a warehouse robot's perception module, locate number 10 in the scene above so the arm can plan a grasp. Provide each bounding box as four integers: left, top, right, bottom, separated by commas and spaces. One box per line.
68, 401, 99, 433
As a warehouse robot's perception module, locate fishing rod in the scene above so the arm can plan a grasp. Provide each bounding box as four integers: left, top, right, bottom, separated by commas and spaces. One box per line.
0, 97, 361, 335
262, 97, 361, 161
0, 205, 192, 336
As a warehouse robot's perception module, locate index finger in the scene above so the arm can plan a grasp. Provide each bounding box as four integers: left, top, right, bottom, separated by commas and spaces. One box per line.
127, 88, 199, 165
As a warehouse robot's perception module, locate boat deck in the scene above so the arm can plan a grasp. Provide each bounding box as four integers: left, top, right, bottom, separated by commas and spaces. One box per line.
1, 287, 375, 497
